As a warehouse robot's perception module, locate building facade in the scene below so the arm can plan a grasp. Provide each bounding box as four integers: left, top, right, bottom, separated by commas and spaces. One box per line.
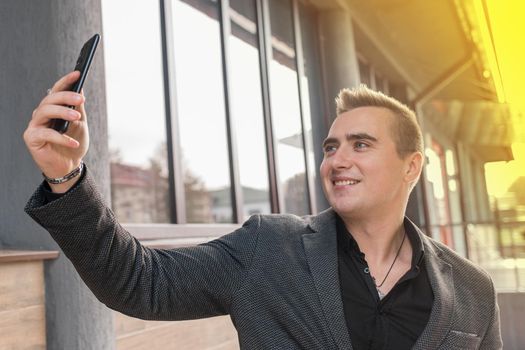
1, 0, 523, 348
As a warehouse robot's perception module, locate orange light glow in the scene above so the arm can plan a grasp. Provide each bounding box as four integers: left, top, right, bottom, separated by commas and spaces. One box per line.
482, 1, 525, 198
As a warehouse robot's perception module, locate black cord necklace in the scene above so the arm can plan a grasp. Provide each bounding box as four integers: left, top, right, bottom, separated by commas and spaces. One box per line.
373, 231, 406, 297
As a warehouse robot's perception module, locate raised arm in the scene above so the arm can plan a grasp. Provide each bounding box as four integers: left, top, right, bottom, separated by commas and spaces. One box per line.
24, 73, 261, 320
25, 168, 261, 320
23, 71, 88, 193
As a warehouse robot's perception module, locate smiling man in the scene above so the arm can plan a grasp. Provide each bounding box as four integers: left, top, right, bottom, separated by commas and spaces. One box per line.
24, 75, 502, 349
322, 89, 444, 349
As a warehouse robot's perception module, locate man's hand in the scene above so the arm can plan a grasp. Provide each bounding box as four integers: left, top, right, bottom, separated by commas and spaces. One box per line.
23, 71, 90, 193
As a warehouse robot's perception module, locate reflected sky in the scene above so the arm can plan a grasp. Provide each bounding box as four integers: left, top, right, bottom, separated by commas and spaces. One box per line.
102, 0, 167, 168
229, 34, 270, 190
171, 0, 231, 191
228, 0, 270, 216
102, 0, 314, 193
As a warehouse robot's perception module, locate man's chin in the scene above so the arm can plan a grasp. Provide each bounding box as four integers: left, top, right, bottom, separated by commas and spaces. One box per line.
331, 202, 359, 217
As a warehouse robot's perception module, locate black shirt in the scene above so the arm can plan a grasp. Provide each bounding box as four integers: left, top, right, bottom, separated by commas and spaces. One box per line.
336, 216, 433, 350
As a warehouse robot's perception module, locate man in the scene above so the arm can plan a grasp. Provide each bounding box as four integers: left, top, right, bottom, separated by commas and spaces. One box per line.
24, 71, 502, 349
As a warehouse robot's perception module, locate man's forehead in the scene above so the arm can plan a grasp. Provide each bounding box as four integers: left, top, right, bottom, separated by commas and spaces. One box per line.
328, 108, 393, 133
324, 109, 396, 145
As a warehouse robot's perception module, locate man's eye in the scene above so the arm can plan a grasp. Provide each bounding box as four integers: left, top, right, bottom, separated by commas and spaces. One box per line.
324, 145, 337, 153
355, 142, 368, 150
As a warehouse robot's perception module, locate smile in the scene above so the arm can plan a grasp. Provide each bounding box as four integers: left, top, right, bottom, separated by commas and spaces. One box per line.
333, 180, 360, 186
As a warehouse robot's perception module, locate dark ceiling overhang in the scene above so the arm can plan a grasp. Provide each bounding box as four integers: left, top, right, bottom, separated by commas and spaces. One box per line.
423, 100, 514, 162
344, 0, 499, 102
337, 0, 515, 163
472, 145, 513, 163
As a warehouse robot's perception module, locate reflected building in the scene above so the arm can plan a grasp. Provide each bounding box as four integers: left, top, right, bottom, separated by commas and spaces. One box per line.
184, 171, 214, 223
283, 173, 309, 216
111, 161, 219, 224
210, 186, 271, 222
110, 162, 170, 223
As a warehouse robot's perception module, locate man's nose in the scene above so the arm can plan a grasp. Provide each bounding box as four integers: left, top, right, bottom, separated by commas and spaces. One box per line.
331, 149, 353, 169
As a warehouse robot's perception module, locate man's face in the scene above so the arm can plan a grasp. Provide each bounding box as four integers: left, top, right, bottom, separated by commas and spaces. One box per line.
320, 106, 416, 219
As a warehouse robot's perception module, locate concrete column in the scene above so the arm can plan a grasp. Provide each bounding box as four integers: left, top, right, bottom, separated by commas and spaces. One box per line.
318, 10, 360, 122
0, 1, 113, 349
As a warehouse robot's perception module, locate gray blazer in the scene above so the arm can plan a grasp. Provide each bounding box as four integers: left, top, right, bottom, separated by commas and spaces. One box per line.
26, 170, 502, 349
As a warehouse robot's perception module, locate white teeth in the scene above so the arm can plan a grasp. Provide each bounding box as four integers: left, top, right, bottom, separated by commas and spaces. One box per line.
334, 180, 359, 186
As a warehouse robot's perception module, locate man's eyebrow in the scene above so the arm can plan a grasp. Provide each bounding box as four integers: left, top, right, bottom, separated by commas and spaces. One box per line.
345, 133, 378, 142
322, 137, 339, 148
322, 133, 378, 148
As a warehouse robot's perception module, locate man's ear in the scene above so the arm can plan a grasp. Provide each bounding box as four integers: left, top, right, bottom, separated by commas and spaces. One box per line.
404, 151, 423, 184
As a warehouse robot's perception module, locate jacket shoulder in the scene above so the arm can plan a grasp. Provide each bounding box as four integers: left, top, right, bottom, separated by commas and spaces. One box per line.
424, 236, 494, 289
255, 212, 313, 235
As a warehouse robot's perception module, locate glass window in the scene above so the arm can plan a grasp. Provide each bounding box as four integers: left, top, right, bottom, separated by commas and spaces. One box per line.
171, 0, 233, 223
488, 143, 525, 267
299, 2, 324, 212
380, 76, 390, 95
102, 0, 170, 223
229, 0, 271, 219
268, 0, 309, 216
389, 83, 409, 104
425, 139, 455, 247
358, 58, 371, 87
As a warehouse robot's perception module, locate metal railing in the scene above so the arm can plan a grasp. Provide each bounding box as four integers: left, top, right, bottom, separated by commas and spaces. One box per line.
429, 220, 525, 292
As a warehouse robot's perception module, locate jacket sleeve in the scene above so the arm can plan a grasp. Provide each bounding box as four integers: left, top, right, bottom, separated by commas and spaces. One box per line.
479, 279, 503, 349
25, 168, 260, 321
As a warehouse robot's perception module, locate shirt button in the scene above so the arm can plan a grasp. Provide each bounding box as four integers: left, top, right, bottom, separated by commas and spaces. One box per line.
364, 267, 369, 274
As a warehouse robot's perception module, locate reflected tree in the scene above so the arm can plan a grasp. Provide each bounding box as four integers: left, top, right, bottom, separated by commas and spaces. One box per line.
284, 173, 309, 216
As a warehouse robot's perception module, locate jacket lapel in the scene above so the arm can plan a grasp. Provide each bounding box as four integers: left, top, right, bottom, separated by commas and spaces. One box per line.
303, 214, 455, 349
412, 229, 455, 349
303, 208, 353, 350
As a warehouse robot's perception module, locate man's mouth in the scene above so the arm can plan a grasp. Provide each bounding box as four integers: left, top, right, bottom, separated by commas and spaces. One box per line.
333, 179, 360, 186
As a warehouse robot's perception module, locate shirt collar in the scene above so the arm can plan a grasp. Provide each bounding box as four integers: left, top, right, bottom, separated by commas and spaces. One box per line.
336, 215, 425, 269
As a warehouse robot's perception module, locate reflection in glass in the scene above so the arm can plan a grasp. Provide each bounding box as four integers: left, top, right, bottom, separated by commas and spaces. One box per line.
102, 0, 170, 223
268, 0, 309, 216
298, 2, 322, 213
425, 140, 454, 248
171, 0, 233, 223
229, 0, 271, 219
358, 59, 371, 87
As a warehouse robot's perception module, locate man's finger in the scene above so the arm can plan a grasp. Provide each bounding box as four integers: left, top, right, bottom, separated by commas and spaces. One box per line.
28, 127, 80, 149
31, 104, 81, 126
39, 90, 85, 108
48, 71, 81, 95
76, 89, 87, 120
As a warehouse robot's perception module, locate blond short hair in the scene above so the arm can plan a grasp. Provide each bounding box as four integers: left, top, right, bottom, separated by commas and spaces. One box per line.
335, 85, 423, 158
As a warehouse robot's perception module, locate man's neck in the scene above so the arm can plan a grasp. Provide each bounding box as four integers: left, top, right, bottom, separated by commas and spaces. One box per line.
338, 211, 409, 266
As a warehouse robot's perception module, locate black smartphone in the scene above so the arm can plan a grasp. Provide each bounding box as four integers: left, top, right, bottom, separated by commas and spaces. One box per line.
50, 34, 100, 134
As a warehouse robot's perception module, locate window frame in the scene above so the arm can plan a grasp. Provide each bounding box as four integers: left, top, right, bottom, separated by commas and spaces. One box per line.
118, 0, 322, 240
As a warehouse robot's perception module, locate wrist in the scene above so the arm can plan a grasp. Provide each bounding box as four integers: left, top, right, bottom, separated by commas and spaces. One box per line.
43, 161, 84, 193
48, 179, 81, 193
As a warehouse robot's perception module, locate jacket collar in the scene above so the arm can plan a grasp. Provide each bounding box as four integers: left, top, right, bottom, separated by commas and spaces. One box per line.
303, 208, 353, 350
411, 223, 454, 349
304, 209, 454, 350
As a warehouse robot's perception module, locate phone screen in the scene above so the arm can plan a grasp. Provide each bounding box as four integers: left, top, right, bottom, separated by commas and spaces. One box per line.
50, 34, 100, 134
